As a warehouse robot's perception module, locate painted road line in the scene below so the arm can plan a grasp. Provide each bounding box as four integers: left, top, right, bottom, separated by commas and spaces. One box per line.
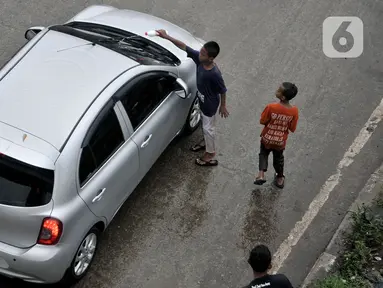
271, 97, 383, 273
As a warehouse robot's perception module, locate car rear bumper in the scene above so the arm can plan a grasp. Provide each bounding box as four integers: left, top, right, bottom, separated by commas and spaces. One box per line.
0, 240, 73, 284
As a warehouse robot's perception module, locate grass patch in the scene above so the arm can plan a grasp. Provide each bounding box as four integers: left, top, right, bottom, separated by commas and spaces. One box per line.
377, 187, 383, 208
313, 193, 383, 288
313, 274, 368, 288
341, 205, 383, 277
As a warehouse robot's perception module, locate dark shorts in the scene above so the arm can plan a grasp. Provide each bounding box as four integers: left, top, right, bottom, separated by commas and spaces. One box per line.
259, 142, 284, 175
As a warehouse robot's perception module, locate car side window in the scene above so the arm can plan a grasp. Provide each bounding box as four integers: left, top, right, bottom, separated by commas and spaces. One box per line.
120, 75, 177, 130
79, 107, 125, 186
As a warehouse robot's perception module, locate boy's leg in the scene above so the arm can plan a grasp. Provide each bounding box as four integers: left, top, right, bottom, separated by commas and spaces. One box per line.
254, 143, 270, 185
190, 125, 205, 152
272, 149, 285, 188
190, 111, 207, 152
190, 138, 205, 152
195, 112, 217, 166
190, 117, 205, 151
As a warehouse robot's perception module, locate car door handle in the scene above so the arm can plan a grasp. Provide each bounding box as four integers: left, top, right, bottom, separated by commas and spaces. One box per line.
141, 134, 152, 148
92, 188, 106, 203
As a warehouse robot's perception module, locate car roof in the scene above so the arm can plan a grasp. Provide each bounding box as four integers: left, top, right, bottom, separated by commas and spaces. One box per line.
0, 29, 139, 151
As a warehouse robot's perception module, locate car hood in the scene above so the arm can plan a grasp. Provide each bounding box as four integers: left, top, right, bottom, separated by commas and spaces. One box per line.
70, 8, 205, 60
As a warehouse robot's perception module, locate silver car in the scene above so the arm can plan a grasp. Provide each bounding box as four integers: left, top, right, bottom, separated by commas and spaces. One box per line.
0, 5, 203, 285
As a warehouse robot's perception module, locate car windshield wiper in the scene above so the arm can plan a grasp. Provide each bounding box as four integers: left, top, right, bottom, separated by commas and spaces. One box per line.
96, 35, 140, 44
124, 38, 162, 52
70, 25, 174, 63
67, 23, 171, 57
119, 38, 175, 61
96, 37, 121, 44
65, 24, 141, 44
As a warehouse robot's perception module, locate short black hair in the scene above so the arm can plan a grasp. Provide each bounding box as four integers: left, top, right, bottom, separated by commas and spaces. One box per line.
248, 245, 272, 273
282, 82, 298, 100
203, 41, 220, 58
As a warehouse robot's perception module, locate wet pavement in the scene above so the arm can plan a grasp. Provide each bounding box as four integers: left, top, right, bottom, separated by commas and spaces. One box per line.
1, 0, 383, 287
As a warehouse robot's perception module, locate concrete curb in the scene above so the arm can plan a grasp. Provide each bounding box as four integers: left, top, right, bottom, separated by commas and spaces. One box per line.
300, 163, 383, 288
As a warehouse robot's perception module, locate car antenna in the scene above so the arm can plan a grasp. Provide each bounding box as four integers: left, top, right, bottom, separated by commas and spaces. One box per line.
57, 42, 96, 52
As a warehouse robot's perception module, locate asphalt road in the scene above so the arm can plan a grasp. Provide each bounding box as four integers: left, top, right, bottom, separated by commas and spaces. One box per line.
1, 0, 383, 287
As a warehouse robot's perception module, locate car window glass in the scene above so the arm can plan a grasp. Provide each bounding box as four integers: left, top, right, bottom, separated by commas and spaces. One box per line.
79, 108, 124, 185
0, 154, 53, 207
121, 76, 177, 130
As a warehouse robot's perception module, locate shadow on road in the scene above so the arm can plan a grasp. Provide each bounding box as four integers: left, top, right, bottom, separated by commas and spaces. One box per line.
239, 185, 281, 251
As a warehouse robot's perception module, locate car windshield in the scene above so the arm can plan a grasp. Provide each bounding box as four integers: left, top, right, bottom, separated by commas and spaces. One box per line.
0, 153, 54, 207
62, 22, 180, 66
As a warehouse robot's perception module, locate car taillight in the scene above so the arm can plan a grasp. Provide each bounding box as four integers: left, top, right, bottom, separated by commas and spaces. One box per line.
37, 218, 63, 245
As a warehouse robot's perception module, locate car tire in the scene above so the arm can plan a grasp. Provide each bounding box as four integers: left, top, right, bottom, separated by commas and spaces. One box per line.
60, 227, 100, 286
183, 96, 201, 135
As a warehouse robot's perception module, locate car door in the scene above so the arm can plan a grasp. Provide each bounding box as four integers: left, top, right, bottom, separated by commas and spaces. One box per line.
77, 100, 140, 221
115, 72, 186, 177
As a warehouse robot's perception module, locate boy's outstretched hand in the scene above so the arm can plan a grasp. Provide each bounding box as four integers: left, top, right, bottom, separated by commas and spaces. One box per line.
219, 105, 230, 118
156, 29, 168, 38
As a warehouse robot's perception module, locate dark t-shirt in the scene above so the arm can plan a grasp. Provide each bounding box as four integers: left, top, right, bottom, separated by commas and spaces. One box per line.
186, 46, 227, 117
242, 274, 293, 288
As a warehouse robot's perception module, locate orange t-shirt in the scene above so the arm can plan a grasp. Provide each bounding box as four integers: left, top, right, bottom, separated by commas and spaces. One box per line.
260, 103, 299, 150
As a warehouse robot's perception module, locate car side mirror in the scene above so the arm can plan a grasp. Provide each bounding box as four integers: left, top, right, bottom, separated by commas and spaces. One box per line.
25, 26, 45, 41
175, 78, 189, 99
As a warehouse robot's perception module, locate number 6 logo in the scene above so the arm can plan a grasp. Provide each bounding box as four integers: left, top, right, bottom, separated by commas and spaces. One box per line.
323, 16, 363, 58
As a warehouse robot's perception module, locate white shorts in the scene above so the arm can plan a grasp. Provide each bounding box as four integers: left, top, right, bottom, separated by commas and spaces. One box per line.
201, 111, 217, 154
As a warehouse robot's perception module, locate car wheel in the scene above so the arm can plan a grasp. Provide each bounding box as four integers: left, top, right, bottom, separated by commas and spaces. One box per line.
183, 96, 201, 135
61, 227, 100, 286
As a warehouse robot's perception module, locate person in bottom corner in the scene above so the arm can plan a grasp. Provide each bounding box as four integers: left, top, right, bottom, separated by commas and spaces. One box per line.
242, 245, 293, 288
254, 82, 299, 189
155, 29, 229, 167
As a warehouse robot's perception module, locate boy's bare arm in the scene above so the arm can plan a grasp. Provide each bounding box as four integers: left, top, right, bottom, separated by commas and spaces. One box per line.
219, 93, 230, 118
156, 30, 186, 51
220, 93, 227, 107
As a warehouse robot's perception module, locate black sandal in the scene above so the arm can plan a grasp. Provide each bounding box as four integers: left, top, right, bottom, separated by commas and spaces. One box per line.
190, 144, 206, 152
195, 158, 218, 166
254, 177, 267, 185
273, 173, 285, 189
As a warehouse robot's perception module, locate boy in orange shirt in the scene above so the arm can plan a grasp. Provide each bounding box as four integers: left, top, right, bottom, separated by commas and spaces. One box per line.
254, 82, 299, 188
